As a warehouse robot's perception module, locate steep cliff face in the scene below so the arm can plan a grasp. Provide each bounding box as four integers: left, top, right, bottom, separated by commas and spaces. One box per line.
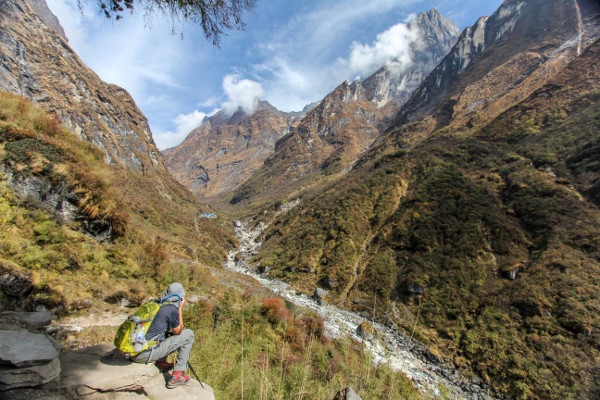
230, 9, 460, 205
394, 0, 600, 131
363, 9, 460, 111
164, 101, 311, 199
0, 0, 165, 175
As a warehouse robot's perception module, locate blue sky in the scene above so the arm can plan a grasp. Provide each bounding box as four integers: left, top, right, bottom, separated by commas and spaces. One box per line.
47, 0, 504, 150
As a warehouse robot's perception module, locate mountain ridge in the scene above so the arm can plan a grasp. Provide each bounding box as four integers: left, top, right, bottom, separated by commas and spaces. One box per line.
392, 0, 600, 132
250, 1, 600, 397
228, 9, 461, 206
163, 100, 313, 199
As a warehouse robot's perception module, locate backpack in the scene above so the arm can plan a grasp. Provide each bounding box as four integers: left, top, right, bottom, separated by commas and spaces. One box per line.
113, 294, 180, 357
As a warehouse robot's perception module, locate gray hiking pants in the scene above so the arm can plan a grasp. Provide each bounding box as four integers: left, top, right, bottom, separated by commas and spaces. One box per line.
132, 329, 195, 372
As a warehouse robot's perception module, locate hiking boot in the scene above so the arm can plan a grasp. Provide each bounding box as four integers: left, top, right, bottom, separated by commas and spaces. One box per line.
166, 371, 190, 388
155, 360, 174, 372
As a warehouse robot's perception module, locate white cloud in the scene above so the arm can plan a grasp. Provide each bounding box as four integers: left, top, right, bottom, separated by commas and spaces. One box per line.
247, 1, 423, 112
199, 97, 219, 108
256, 18, 421, 112
155, 110, 209, 150
221, 74, 264, 115
346, 22, 419, 77
47, 0, 194, 101
46, 0, 94, 50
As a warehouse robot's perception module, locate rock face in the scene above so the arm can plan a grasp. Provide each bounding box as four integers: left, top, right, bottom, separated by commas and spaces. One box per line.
362, 9, 461, 111
60, 344, 215, 400
230, 9, 459, 204
0, 165, 114, 241
164, 101, 312, 199
0, 0, 165, 174
394, 0, 600, 131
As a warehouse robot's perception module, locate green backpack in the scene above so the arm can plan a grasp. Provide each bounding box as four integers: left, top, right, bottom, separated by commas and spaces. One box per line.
114, 295, 179, 356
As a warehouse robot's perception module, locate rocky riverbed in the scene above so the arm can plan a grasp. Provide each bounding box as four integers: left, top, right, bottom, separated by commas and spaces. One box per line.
225, 220, 499, 400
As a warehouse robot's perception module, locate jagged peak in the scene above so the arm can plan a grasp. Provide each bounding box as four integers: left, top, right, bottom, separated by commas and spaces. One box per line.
392, 0, 600, 129
410, 8, 461, 39
359, 9, 460, 109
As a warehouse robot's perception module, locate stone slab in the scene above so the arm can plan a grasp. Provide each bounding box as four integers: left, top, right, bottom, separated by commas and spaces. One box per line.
0, 330, 59, 367
0, 357, 60, 390
60, 344, 157, 391
60, 343, 215, 400
0, 311, 52, 331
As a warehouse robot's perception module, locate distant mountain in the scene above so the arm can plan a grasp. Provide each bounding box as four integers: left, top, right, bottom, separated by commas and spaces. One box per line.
0, 0, 164, 175
230, 9, 460, 205
163, 100, 314, 199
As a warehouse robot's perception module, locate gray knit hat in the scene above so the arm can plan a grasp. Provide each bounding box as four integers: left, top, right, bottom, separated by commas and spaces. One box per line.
161, 282, 185, 307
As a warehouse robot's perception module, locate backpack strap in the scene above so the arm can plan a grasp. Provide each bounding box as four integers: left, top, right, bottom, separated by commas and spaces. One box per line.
160, 294, 181, 303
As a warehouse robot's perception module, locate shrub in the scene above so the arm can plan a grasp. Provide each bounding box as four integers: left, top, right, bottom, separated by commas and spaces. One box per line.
260, 297, 291, 325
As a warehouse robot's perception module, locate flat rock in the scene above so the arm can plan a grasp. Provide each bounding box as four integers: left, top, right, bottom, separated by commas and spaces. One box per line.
61, 343, 215, 400
0, 357, 60, 390
0, 311, 52, 331
0, 330, 59, 367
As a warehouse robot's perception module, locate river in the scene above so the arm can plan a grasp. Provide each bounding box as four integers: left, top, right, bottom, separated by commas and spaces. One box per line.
224, 220, 498, 400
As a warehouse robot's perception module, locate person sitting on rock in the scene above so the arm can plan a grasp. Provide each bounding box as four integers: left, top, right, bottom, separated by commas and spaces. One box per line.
131, 282, 195, 388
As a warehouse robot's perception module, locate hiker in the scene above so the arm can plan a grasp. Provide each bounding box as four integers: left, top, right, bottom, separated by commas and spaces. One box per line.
131, 282, 195, 388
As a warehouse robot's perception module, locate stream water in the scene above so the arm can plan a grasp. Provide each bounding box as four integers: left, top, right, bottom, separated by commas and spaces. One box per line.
223, 220, 499, 400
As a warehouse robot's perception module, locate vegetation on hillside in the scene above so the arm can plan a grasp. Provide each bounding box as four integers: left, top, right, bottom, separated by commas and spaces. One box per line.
0, 91, 425, 399
0, 91, 235, 310
254, 66, 600, 398
186, 292, 422, 400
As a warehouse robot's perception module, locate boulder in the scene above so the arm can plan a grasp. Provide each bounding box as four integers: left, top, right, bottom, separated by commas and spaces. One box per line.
425, 347, 443, 365
257, 265, 270, 274
60, 343, 215, 400
0, 271, 33, 298
333, 386, 363, 400
312, 288, 328, 305
0, 330, 59, 367
320, 277, 339, 289
406, 282, 425, 295
356, 321, 379, 342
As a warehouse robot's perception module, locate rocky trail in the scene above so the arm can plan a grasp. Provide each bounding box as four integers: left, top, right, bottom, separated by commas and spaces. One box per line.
225, 221, 499, 400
